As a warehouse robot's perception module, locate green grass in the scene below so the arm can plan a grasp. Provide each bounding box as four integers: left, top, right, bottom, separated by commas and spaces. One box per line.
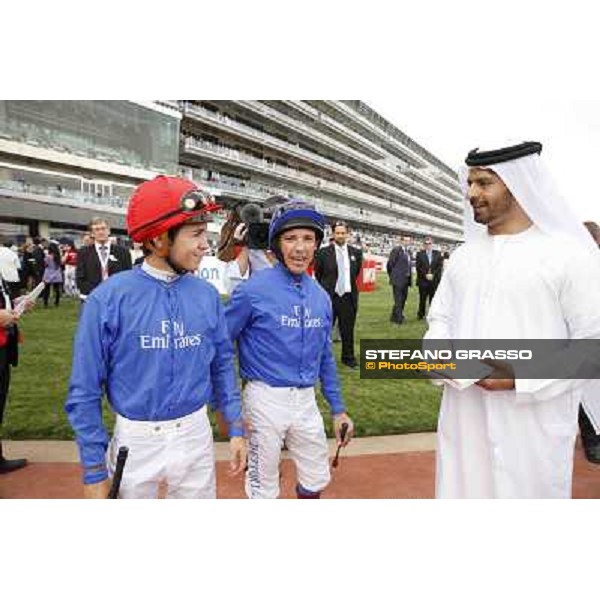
4, 274, 440, 440
317, 275, 441, 438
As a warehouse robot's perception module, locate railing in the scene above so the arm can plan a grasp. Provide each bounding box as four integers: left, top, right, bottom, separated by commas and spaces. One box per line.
189, 169, 460, 241
181, 103, 462, 214
238, 100, 463, 202
0, 179, 128, 212
183, 136, 463, 236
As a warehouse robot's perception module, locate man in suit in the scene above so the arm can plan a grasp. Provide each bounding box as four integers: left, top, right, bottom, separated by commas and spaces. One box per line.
76, 217, 132, 300
386, 235, 412, 324
416, 236, 442, 320
315, 221, 363, 369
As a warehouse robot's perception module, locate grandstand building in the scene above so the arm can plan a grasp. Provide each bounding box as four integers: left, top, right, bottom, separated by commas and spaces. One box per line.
0, 100, 180, 242
0, 100, 463, 251
178, 101, 463, 253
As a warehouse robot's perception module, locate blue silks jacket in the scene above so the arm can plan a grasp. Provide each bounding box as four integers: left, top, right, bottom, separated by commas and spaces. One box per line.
65, 267, 243, 484
224, 263, 345, 415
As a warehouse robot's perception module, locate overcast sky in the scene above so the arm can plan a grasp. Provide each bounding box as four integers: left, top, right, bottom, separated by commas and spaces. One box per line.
6, 3, 600, 226
368, 97, 600, 224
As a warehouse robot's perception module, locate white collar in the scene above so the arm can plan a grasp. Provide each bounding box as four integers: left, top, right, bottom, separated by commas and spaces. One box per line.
141, 260, 181, 283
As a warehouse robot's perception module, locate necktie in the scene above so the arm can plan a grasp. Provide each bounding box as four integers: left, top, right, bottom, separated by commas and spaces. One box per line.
100, 246, 109, 280
336, 246, 346, 296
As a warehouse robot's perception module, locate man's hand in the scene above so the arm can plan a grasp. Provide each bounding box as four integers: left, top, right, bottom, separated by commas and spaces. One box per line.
0, 309, 19, 328
217, 209, 242, 262
475, 359, 515, 391
233, 223, 248, 244
83, 479, 111, 499
333, 413, 354, 447
476, 378, 515, 391
229, 436, 247, 477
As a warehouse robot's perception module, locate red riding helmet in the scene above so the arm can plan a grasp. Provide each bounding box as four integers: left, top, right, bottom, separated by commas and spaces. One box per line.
127, 175, 219, 243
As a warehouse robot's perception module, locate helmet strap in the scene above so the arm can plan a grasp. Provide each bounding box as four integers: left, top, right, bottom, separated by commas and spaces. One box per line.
165, 253, 189, 276
145, 232, 189, 275
271, 236, 284, 265
144, 232, 170, 258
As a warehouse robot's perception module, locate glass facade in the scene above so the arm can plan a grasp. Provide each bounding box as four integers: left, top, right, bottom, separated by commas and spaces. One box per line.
0, 101, 180, 173
0, 163, 135, 212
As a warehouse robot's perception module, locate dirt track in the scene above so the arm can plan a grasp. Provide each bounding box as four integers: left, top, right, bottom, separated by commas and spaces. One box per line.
2, 440, 598, 499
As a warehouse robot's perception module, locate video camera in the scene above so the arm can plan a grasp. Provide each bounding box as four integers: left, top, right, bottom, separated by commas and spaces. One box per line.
239, 204, 269, 250
239, 195, 288, 250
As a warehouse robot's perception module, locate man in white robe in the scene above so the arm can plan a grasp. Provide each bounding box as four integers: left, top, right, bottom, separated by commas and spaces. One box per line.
425, 141, 600, 498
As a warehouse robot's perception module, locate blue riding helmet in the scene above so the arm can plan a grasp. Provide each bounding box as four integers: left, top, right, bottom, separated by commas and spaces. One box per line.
268, 199, 326, 253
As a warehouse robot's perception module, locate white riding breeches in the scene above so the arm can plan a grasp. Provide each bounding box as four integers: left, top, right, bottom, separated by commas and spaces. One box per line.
244, 380, 331, 499
107, 405, 216, 499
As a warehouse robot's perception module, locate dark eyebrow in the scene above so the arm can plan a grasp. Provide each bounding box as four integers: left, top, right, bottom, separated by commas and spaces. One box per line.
467, 174, 495, 185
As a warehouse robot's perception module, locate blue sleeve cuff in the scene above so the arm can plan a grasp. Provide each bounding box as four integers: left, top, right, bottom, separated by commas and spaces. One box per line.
331, 407, 347, 417
228, 421, 245, 437
321, 384, 345, 416
83, 465, 109, 485
329, 401, 347, 416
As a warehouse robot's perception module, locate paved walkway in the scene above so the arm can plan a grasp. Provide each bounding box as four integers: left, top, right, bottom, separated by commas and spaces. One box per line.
1, 434, 599, 499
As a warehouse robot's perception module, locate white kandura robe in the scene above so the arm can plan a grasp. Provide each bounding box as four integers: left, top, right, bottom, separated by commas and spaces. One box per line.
425, 226, 600, 498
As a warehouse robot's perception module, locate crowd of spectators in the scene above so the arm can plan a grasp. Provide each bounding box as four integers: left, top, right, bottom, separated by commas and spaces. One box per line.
0, 230, 135, 303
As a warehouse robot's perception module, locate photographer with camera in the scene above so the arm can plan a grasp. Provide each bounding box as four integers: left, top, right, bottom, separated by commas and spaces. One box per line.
217, 199, 280, 294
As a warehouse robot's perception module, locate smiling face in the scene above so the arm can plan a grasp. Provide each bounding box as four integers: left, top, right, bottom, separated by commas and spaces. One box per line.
279, 227, 317, 275
168, 222, 210, 271
466, 167, 520, 229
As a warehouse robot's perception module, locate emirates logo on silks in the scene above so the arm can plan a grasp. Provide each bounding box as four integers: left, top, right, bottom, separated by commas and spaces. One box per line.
280, 305, 324, 329
139, 320, 203, 350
